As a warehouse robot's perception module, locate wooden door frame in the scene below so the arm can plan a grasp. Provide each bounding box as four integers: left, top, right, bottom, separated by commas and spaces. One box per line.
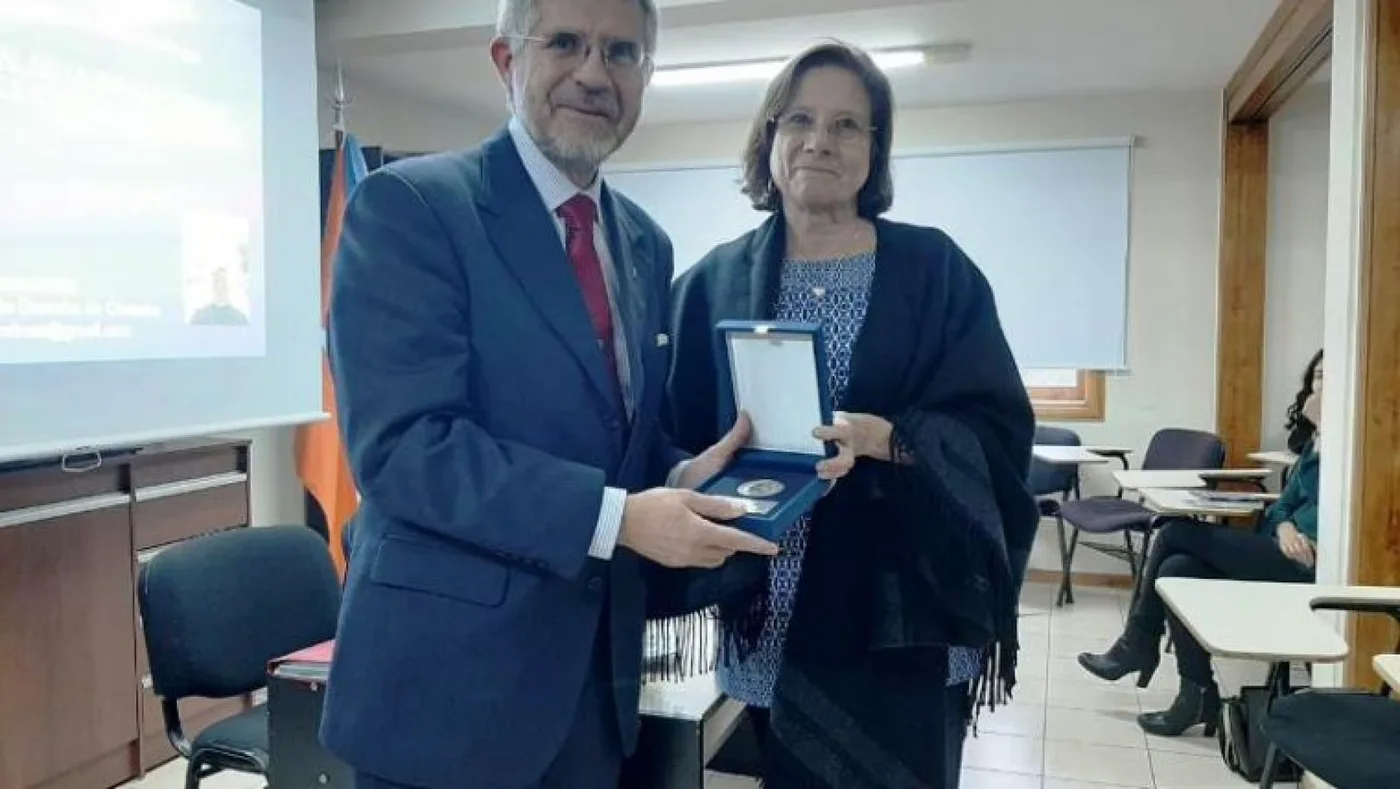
1215, 0, 1332, 468
1218, 0, 1400, 688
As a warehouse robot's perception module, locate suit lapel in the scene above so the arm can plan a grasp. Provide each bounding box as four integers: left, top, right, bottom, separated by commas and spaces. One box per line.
601, 187, 648, 417
476, 131, 622, 417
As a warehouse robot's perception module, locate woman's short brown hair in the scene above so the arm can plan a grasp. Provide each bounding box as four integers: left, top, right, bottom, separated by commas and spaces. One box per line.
740, 40, 896, 217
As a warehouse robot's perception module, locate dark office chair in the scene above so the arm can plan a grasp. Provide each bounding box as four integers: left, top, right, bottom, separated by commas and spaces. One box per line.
1254, 602, 1400, 788
1256, 689, 1400, 788
138, 525, 341, 789
1054, 428, 1225, 606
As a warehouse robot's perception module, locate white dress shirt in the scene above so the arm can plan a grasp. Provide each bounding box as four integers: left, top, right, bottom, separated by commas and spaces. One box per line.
507, 118, 656, 562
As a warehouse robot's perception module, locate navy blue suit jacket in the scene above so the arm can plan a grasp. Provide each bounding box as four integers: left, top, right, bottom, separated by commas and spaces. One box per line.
319, 127, 687, 788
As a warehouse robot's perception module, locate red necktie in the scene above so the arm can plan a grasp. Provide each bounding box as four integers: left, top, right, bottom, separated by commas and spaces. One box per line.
556, 194, 618, 384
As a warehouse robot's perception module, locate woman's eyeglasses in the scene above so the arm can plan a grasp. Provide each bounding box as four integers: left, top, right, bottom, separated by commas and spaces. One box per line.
772, 111, 876, 143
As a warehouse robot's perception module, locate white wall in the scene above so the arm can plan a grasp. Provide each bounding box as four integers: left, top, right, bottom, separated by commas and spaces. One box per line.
618, 90, 1226, 573
1315, 1, 1374, 689
236, 426, 304, 526
1261, 81, 1331, 452
316, 68, 500, 152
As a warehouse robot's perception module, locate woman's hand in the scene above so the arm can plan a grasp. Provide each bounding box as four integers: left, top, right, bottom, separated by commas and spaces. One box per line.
812, 411, 892, 479
1276, 521, 1316, 568
676, 411, 752, 489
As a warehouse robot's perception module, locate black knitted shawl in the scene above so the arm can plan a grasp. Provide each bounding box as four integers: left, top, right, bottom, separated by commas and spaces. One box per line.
654, 214, 1039, 788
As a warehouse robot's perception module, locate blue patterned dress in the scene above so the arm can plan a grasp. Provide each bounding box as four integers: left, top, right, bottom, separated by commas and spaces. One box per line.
717, 250, 983, 708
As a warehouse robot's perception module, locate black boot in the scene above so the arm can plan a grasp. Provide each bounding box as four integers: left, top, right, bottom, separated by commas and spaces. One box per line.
1077, 628, 1161, 688
1138, 679, 1222, 737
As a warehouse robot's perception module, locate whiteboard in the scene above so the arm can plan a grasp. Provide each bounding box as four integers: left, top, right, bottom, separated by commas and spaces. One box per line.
604, 140, 1132, 371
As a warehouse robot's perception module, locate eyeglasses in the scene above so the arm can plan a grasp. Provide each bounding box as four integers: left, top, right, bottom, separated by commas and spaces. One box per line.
509, 30, 651, 76
772, 111, 876, 143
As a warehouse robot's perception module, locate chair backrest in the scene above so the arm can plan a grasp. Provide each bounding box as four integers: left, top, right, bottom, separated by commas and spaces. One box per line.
1028, 425, 1082, 496
138, 525, 341, 701
1141, 428, 1226, 471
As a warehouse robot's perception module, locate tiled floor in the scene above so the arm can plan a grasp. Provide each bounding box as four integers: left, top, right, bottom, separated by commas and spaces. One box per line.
710, 583, 1299, 789
939, 581, 1296, 789
118, 583, 1293, 789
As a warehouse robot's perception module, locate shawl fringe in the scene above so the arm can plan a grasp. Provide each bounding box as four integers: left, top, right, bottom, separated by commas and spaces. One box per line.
646, 581, 770, 683
643, 607, 721, 682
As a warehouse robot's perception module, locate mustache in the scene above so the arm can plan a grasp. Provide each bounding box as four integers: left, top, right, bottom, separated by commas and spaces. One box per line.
552, 90, 619, 119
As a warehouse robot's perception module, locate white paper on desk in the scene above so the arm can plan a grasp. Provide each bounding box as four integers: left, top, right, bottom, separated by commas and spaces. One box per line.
727, 330, 826, 455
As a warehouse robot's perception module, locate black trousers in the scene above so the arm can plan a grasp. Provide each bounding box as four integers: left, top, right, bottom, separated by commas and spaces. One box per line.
1130, 520, 1314, 685
745, 680, 970, 788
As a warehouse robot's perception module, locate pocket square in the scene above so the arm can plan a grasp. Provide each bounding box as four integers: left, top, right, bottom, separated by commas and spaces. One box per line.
656, 333, 670, 347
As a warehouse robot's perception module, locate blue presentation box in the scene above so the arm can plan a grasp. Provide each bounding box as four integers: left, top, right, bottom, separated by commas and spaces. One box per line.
695, 320, 836, 542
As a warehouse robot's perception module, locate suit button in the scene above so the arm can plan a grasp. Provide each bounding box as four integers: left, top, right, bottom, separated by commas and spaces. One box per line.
588, 576, 604, 592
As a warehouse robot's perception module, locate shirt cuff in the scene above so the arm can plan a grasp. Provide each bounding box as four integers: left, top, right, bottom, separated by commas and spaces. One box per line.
588, 486, 628, 560
666, 459, 692, 489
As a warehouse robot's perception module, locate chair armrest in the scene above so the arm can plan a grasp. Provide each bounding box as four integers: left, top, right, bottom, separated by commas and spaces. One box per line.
1309, 599, 1400, 618
1310, 599, 1400, 654
1087, 447, 1133, 471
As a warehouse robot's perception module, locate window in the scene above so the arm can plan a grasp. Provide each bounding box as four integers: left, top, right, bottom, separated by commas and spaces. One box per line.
1022, 369, 1106, 421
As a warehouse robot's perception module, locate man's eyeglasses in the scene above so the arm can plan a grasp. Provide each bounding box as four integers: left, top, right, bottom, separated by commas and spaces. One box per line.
772, 111, 876, 143
509, 30, 651, 75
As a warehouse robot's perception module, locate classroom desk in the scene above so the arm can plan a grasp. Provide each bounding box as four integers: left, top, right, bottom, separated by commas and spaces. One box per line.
1248, 450, 1301, 487
1137, 487, 1267, 519
1114, 470, 1209, 490
1374, 654, 1400, 689
1083, 446, 1133, 469
1248, 450, 1299, 467
1032, 445, 1112, 465
1115, 469, 1272, 491
1198, 467, 1274, 486
1156, 579, 1400, 697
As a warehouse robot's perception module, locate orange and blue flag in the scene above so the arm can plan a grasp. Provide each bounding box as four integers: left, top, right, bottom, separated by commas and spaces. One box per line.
296, 132, 367, 580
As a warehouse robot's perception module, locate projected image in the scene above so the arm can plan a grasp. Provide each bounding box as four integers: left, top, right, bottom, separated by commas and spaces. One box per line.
0, 0, 266, 364
182, 213, 251, 326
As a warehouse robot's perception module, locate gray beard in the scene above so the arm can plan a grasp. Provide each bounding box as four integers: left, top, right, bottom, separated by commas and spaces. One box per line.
537, 131, 617, 181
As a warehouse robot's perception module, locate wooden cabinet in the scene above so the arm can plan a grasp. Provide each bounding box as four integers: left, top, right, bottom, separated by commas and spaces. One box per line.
0, 439, 255, 789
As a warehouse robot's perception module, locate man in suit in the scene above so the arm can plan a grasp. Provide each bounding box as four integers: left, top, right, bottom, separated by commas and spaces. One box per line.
318, 1, 792, 788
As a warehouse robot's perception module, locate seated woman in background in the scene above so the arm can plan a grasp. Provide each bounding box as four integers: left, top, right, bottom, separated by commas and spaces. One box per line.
1285, 348, 1324, 454
1076, 351, 1323, 737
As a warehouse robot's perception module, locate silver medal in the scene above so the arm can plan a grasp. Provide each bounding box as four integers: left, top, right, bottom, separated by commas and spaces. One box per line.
736, 478, 785, 498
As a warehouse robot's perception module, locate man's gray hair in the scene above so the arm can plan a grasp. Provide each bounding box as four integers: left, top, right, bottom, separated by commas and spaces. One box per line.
496, 0, 659, 54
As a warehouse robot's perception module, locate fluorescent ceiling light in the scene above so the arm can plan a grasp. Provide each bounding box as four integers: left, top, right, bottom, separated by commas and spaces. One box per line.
652, 45, 964, 87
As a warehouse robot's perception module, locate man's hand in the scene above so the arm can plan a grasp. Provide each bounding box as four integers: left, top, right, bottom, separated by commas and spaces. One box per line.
1277, 521, 1316, 568
676, 411, 752, 490
619, 488, 779, 568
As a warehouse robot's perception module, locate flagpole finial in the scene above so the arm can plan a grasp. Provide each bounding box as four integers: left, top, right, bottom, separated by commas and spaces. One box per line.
331, 60, 352, 142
